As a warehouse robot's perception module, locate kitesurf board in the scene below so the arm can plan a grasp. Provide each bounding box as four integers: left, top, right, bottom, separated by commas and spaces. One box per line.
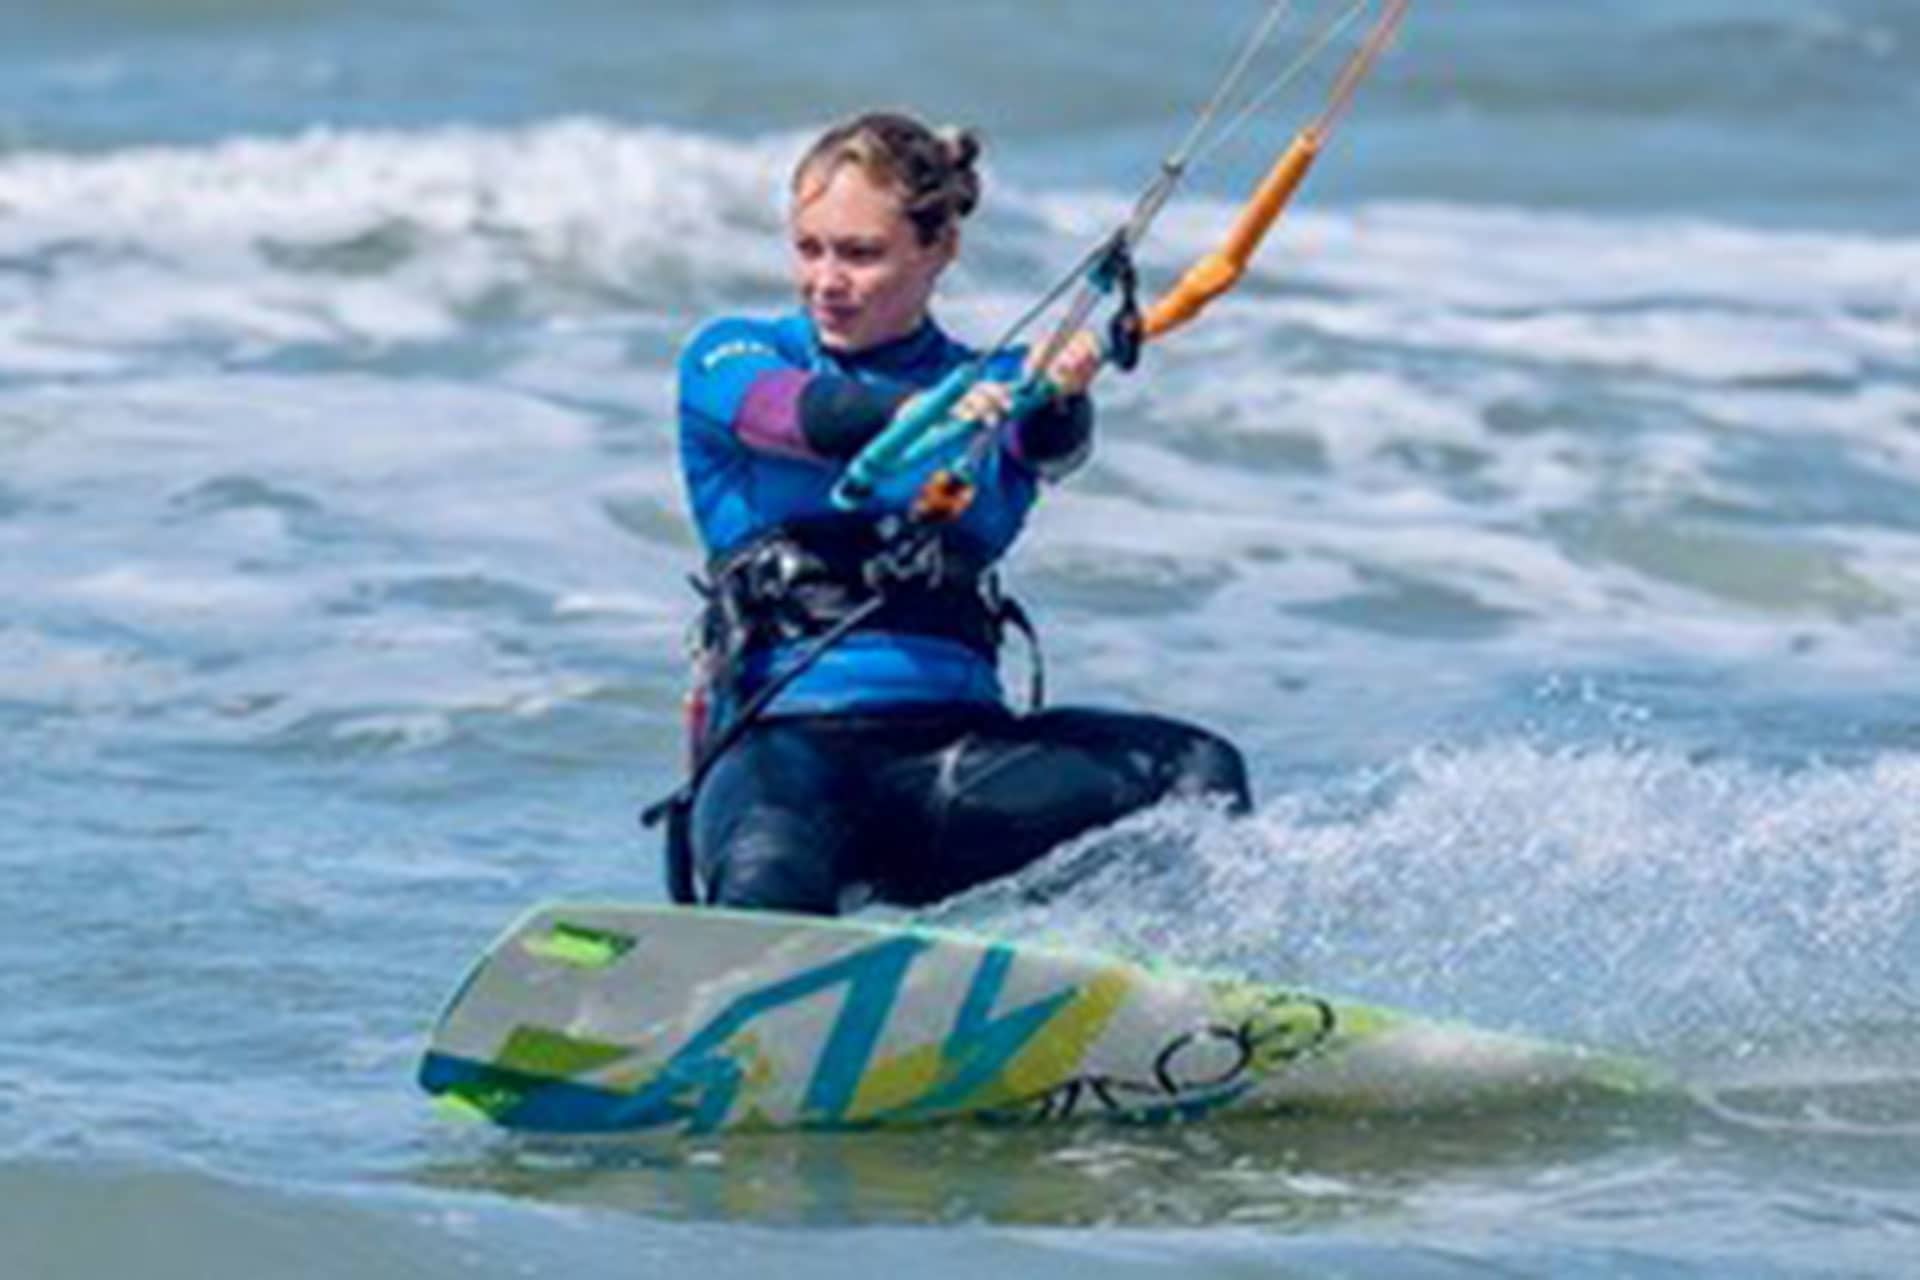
418, 903, 1655, 1136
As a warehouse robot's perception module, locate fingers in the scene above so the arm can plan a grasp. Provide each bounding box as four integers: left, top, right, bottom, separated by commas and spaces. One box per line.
950, 330, 1103, 432
1055, 331, 1105, 395
952, 381, 1016, 425
1026, 329, 1105, 396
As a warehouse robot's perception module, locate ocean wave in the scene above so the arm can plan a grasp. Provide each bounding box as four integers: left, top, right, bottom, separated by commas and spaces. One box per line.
1, 121, 1916, 743
0, 119, 793, 367
2, 121, 1914, 370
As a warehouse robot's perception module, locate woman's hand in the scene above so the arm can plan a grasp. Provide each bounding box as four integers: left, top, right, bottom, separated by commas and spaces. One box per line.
1030, 328, 1104, 397
950, 380, 1016, 426
945, 328, 1104, 428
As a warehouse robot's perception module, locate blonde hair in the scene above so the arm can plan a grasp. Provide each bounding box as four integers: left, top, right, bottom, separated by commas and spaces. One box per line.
793, 111, 983, 246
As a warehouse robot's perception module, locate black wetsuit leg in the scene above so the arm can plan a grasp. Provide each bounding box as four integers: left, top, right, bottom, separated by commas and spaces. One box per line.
690, 720, 863, 914
688, 705, 1248, 915
862, 706, 1250, 906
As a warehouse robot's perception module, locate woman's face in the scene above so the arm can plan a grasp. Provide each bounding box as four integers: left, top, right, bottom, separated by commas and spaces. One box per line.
790, 161, 954, 353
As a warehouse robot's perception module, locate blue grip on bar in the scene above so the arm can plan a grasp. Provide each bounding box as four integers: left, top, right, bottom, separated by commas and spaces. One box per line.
831, 364, 977, 510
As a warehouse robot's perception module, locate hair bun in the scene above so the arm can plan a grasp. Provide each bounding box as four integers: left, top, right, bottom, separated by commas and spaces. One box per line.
937, 125, 981, 171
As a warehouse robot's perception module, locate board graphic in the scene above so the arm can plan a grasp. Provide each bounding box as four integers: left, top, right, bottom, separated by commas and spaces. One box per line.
419, 904, 1653, 1135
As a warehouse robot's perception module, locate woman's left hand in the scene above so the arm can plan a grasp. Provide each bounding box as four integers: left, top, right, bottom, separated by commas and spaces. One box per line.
1031, 329, 1104, 397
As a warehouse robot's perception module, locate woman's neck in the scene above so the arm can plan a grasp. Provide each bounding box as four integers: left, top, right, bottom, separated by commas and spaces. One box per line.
816, 314, 941, 371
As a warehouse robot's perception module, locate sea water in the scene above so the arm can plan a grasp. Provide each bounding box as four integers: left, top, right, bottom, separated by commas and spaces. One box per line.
2, 0, 1917, 1275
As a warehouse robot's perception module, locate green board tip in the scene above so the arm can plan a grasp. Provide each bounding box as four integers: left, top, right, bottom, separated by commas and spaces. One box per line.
521, 921, 637, 970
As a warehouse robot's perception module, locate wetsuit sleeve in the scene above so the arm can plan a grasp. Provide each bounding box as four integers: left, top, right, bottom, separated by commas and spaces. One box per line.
1008, 393, 1094, 480
797, 378, 915, 459
678, 320, 911, 463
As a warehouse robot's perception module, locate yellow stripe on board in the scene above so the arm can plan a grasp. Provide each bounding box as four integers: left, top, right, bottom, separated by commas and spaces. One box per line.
848, 969, 1135, 1120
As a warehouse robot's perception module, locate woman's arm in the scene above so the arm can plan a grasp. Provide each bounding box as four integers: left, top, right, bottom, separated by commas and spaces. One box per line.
679, 319, 910, 463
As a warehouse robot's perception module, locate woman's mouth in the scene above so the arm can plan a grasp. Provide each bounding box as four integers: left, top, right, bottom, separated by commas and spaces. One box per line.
815, 303, 860, 331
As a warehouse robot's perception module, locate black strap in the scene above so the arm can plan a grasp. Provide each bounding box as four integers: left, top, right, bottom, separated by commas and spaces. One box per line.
640, 590, 887, 831
997, 594, 1046, 712
1093, 233, 1144, 373
661, 791, 697, 905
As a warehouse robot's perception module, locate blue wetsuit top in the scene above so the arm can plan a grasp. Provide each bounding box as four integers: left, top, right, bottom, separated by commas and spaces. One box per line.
676, 309, 1089, 718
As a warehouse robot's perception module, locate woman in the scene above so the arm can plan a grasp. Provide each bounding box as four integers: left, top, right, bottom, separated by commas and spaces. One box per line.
671, 111, 1249, 914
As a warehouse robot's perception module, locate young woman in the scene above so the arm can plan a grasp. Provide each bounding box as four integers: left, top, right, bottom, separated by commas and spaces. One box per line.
671, 111, 1249, 914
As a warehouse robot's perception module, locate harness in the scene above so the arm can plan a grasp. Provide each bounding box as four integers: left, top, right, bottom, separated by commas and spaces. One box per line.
641, 515, 1044, 904
700, 518, 1014, 673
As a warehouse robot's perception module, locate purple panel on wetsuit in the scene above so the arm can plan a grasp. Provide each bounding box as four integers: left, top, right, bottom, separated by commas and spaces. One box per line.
735, 369, 818, 460
1004, 417, 1036, 468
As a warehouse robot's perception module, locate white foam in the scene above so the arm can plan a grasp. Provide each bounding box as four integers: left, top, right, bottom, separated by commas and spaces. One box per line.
0, 368, 688, 742
934, 742, 1920, 1049
0, 626, 193, 715
0, 120, 792, 367
4, 122, 1912, 378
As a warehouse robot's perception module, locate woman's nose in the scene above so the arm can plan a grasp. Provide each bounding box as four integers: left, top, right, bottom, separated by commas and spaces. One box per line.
817, 264, 850, 296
